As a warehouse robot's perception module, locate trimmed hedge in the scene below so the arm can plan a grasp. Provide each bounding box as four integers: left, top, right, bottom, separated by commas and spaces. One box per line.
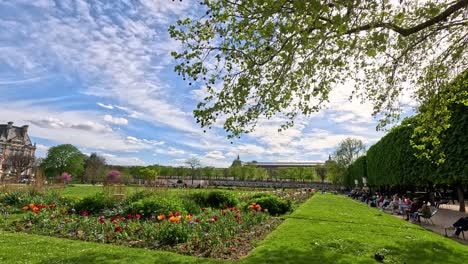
128, 196, 185, 217
189, 190, 239, 209
246, 195, 292, 216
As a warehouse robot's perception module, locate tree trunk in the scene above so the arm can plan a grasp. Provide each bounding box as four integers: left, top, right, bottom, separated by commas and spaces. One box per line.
16, 169, 22, 183
457, 185, 465, 212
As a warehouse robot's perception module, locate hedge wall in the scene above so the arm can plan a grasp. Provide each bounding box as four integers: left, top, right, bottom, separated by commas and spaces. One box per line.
344, 155, 366, 187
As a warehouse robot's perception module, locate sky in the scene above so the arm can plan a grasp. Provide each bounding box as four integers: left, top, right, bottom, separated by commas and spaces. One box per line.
0, 0, 416, 167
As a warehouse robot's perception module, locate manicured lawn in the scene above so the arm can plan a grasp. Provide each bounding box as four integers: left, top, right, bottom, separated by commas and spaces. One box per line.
1, 194, 467, 263
46, 184, 259, 199
242, 194, 468, 264
47, 184, 108, 198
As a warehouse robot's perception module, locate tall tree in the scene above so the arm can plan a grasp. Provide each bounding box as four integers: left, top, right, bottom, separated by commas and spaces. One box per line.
139, 167, 159, 186
7, 152, 35, 182
334, 138, 366, 168
185, 157, 201, 185
84, 153, 106, 184
315, 165, 327, 183
42, 144, 85, 179
170, 0, 467, 159
326, 160, 346, 186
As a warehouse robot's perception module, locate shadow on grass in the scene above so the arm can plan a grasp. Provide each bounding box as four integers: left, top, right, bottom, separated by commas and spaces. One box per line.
239, 246, 377, 264
37, 252, 212, 264
239, 233, 468, 264
382, 239, 468, 264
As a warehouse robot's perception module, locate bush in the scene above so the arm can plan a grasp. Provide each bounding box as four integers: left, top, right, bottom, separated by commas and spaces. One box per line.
181, 199, 201, 215
128, 196, 185, 217
189, 190, 238, 209
156, 220, 191, 245
73, 193, 116, 214
0, 190, 73, 208
247, 195, 291, 216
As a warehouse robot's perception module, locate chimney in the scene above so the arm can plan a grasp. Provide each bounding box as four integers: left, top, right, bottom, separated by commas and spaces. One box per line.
22, 125, 29, 138
7, 121, 13, 128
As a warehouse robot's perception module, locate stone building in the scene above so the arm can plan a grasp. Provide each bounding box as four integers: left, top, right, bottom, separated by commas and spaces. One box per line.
0, 122, 36, 182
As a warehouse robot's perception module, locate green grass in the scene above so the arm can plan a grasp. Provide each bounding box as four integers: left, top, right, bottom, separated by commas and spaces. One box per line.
46, 184, 260, 199
1, 194, 467, 263
47, 184, 107, 198
241, 194, 468, 264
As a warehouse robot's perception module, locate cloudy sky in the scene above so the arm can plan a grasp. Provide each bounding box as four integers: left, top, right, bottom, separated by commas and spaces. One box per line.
0, 0, 415, 167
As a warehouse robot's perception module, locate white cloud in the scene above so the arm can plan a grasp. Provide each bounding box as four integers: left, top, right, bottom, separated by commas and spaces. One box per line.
97, 102, 114, 110
0, 101, 160, 152
103, 114, 128, 125
1, 0, 199, 133
101, 153, 145, 166
204, 150, 225, 160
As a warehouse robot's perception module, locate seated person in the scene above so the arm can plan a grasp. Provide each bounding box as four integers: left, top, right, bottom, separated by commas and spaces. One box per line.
399, 196, 411, 214
381, 196, 390, 209
389, 194, 401, 214
405, 198, 421, 221
412, 203, 431, 222
450, 217, 468, 237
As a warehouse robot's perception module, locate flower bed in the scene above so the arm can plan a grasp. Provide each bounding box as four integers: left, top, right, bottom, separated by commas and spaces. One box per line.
7, 202, 280, 259
1, 188, 313, 259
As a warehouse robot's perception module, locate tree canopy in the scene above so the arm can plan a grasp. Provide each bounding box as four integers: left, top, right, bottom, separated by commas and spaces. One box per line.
42, 144, 85, 179
170, 0, 467, 155
333, 137, 366, 167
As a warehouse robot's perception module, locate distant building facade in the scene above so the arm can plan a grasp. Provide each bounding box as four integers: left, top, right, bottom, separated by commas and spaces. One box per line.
0, 122, 36, 182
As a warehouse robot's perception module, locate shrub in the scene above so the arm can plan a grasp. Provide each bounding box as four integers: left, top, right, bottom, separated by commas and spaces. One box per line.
189, 190, 238, 208
156, 220, 191, 245
128, 196, 185, 217
181, 199, 201, 215
73, 193, 116, 214
246, 195, 291, 216
0, 190, 73, 208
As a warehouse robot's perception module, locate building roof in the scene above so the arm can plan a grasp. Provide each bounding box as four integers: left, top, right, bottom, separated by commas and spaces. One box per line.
0, 122, 33, 146
246, 161, 324, 167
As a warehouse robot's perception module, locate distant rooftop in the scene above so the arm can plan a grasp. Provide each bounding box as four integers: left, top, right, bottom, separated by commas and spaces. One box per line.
245, 161, 324, 167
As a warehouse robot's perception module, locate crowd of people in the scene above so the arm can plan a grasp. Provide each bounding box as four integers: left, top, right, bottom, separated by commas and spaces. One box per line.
349, 190, 431, 222
348, 189, 467, 239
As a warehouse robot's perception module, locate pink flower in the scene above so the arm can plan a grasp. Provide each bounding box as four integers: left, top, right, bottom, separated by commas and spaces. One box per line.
58, 172, 72, 183
135, 214, 141, 219
107, 170, 121, 183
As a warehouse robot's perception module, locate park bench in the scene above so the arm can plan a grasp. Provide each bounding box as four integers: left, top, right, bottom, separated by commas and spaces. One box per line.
444, 226, 466, 240
417, 207, 438, 224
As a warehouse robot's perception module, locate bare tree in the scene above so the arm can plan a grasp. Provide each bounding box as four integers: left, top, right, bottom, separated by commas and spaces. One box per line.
334, 138, 366, 168
84, 153, 106, 184
185, 157, 201, 186
315, 166, 327, 184
8, 152, 35, 182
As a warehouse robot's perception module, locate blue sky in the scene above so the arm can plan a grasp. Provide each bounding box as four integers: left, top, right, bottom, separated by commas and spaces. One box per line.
0, 0, 416, 167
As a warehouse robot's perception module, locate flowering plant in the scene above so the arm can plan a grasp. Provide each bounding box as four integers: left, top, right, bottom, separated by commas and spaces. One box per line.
58, 173, 72, 184
106, 170, 121, 183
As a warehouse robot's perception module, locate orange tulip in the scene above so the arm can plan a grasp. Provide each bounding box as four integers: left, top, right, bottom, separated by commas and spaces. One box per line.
22, 206, 29, 211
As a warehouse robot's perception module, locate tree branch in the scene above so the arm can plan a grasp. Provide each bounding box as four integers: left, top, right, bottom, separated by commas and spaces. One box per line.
346, 0, 468, 36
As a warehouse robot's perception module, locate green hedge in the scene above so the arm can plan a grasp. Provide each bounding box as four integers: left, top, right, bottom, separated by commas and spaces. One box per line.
344, 155, 366, 187
245, 195, 292, 216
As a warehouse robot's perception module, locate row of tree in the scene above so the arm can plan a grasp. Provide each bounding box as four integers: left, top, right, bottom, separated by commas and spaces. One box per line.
344, 71, 467, 211
37, 144, 330, 184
